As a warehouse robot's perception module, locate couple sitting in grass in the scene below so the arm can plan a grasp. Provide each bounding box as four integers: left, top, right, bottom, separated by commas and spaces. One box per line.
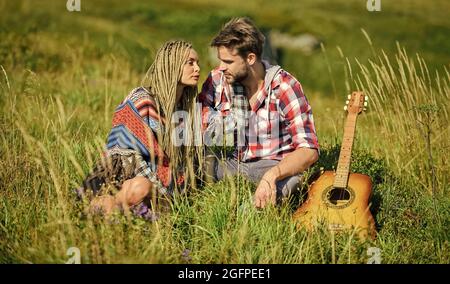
76, 17, 319, 219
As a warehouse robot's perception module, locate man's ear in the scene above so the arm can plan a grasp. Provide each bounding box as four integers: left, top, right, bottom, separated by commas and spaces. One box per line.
246, 53, 257, 66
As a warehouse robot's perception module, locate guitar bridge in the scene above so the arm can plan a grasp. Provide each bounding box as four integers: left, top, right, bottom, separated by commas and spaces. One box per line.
328, 223, 346, 231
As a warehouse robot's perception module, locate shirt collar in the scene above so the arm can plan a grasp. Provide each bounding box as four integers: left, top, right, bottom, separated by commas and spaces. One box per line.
251, 60, 282, 112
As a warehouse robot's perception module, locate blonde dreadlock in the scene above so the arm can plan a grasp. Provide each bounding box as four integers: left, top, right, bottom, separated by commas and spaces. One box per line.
141, 40, 199, 192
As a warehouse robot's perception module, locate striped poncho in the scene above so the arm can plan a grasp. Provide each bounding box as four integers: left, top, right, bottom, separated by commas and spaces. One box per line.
106, 87, 184, 191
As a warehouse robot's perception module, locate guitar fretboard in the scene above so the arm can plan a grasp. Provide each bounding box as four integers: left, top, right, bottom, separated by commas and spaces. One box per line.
334, 113, 357, 188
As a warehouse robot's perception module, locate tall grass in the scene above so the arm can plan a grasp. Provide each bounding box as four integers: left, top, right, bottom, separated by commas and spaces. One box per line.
1, 38, 449, 263
0, 0, 449, 264
351, 40, 449, 196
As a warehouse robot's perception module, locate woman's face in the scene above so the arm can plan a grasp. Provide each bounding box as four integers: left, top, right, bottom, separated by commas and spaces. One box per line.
180, 49, 200, 87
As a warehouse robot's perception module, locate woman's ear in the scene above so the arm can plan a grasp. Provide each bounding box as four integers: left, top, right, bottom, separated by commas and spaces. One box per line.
246, 53, 257, 66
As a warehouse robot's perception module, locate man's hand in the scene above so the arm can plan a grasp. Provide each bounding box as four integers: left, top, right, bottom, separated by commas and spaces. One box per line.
253, 148, 318, 209
254, 177, 276, 209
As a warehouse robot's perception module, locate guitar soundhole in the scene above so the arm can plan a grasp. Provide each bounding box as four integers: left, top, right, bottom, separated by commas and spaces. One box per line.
322, 186, 355, 209
328, 188, 350, 204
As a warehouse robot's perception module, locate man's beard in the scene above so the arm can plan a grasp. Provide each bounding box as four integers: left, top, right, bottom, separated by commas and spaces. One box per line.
226, 68, 248, 84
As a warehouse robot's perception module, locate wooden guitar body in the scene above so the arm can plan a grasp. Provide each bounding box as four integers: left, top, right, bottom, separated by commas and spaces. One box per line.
293, 171, 376, 239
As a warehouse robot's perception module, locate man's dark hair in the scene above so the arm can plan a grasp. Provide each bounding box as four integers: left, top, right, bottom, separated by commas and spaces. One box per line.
211, 17, 265, 59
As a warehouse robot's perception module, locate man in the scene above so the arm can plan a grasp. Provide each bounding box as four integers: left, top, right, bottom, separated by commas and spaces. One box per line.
199, 17, 319, 209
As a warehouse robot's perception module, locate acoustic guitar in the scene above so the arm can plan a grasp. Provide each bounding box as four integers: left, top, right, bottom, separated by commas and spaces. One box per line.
293, 91, 376, 239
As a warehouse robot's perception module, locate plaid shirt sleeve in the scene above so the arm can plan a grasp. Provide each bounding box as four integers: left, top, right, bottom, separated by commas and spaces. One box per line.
278, 75, 319, 150
198, 72, 216, 130
199, 72, 215, 107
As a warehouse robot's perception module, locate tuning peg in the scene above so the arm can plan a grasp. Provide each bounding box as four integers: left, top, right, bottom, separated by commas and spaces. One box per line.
363, 108, 367, 111
344, 106, 348, 111
364, 101, 368, 107
345, 100, 349, 105
365, 96, 369, 101
347, 95, 351, 99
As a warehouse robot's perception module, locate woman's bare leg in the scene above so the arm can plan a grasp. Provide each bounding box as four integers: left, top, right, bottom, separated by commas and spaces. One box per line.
115, 176, 153, 208
89, 195, 117, 215
89, 177, 153, 215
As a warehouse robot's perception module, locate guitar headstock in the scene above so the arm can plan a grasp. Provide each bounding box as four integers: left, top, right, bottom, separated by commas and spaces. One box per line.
344, 91, 368, 114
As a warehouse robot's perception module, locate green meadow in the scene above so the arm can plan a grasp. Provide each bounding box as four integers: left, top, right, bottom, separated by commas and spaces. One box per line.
0, 0, 449, 263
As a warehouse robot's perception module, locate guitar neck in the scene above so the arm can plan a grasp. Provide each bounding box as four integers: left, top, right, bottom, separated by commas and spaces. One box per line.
334, 113, 358, 188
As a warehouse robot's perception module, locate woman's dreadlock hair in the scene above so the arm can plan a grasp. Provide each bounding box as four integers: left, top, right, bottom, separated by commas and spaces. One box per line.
141, 40, 200, 193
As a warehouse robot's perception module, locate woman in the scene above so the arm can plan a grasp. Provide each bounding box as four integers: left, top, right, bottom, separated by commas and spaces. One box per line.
77, 40, 201, 220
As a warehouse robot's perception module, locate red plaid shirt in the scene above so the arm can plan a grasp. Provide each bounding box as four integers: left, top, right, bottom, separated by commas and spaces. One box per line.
199, 61, 319, 161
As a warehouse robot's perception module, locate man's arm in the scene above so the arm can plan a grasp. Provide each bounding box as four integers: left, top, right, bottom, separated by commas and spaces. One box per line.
254, 148, 318, 208
266, 147, 318, 181
254, 75, 319, 208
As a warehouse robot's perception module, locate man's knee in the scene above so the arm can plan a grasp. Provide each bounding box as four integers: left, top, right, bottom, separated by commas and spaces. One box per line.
276, 174, 302, 203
